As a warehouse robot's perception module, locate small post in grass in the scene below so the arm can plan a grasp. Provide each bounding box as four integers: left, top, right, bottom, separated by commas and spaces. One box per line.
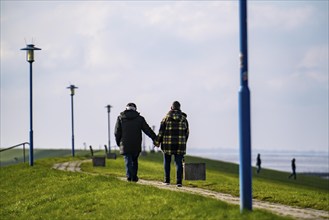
89, 145, 106, 167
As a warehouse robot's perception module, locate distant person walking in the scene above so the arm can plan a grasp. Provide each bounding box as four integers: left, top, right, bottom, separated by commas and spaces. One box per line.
115, 103, 156, 182
288, 158, 297, 179
256, 153, 261, 174
155, 101, 189, 187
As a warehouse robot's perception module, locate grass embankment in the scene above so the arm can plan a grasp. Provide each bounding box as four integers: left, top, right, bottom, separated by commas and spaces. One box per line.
0, 149, 90, 167
82, 152, 329, 211
0, 155, 288, 220
1, 150, 328, 219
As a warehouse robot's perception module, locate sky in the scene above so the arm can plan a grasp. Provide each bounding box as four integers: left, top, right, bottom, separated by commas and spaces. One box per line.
1, 1, 328, 155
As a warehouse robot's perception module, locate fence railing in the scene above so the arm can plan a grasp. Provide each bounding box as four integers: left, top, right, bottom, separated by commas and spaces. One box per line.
0, 142, 30, 163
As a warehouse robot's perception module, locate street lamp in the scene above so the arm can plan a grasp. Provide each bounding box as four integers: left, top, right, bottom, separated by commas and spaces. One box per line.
105, 105, 112, 152
20, 44, 41, 166
67, 84, 78, 157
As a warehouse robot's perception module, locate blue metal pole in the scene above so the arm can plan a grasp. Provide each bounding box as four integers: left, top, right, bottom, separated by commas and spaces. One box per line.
239, 0, 252, 211
108, 110, 111, 152
71, 94, 75, 157
29, 61, 34, 166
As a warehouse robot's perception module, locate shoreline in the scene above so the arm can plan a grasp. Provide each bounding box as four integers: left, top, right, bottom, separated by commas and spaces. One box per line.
187, 153, 329, 179
187, 150, 329, 176
300, 172, 329, 179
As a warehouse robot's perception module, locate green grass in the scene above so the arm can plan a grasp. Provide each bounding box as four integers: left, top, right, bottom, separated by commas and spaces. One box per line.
0, 155, 289, 220
0, 148, 93, 166
82, 152, 329, 211
1, 150, 328, 219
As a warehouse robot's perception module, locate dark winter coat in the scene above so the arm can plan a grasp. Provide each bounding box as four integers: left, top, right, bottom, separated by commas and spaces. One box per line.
114, 110, 156, 155
155, 110, 189, 155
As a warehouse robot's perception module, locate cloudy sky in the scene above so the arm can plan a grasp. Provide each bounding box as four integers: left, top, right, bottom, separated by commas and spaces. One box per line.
1, 1, 328, 155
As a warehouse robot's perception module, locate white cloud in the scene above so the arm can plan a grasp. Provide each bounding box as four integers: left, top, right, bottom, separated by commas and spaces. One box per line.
297, 46, 329, 83
143, 1, 238, 42
250, 2, 314, 30
266, 45, 328, 91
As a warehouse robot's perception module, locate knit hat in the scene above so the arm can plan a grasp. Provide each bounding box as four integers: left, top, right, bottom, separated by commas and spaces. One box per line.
126, 103, 137, 111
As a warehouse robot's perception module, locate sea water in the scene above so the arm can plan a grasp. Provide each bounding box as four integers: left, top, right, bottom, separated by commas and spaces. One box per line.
187, 148, 329, 174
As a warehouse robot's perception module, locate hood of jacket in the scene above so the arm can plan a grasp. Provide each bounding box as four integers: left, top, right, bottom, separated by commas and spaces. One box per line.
167, 110, 187, 121
120, 110, 140, 120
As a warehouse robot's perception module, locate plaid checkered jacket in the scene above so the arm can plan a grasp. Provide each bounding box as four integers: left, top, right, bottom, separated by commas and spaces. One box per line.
156, 110, 189, 155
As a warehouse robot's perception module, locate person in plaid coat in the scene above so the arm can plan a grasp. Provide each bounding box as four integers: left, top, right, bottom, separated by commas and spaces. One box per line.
155, 101, 189, 187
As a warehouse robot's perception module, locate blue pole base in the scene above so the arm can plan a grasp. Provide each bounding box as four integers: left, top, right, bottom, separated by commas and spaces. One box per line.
239, 86, 252, 211
72, 136, 75, 157
29, 130, 34, 166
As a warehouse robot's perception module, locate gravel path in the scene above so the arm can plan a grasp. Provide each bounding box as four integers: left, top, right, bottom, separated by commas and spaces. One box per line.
53, 160, 329, 220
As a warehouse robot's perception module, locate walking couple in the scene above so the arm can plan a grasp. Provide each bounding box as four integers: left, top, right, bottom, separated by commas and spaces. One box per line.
114, 101, 189, 187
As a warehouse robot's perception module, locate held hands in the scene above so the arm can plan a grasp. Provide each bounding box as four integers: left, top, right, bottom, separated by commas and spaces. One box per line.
153, 140, 160, 148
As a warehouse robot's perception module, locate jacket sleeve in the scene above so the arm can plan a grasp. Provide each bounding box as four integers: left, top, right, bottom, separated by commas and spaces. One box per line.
114, 116, 122, 146
156, 117, 167, 145
141, 117, 156, 141
185, 119, 189, 141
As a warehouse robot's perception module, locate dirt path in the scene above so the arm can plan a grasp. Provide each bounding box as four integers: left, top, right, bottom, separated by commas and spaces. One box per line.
52, 160, 329, 220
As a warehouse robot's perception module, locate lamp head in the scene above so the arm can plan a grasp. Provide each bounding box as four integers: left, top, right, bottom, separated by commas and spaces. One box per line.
67, 84, 78, 96
21, 44, 41, 63
105, 105, 112, 113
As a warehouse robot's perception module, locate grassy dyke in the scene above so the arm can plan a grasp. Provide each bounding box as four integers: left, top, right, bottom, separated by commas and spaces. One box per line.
1, 149, 328, 216
0, 156, 289, 220
0, 149, 91, 166
82, 152, 329, 211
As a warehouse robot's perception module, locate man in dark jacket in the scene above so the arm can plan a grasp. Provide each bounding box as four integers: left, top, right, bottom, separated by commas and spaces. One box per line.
155, 101, 189, 187
115, 103, 156, 182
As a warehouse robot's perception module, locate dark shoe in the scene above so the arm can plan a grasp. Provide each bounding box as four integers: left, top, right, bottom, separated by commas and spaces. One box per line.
177, 184, 182, 187
127, 177, 132, 182
132, 176, 139, 182
163, 181, 170, 185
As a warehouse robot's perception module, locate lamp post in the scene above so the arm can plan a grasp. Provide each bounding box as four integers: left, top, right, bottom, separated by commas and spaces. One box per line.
20, 44, 41, 166
239, 0, 252, 211
105, 105, 112, 152
67, 84, 78, 157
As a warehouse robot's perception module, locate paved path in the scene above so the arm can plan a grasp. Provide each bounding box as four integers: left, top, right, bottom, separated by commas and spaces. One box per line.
53, 161, 82, 172
53, 160, 329, 220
